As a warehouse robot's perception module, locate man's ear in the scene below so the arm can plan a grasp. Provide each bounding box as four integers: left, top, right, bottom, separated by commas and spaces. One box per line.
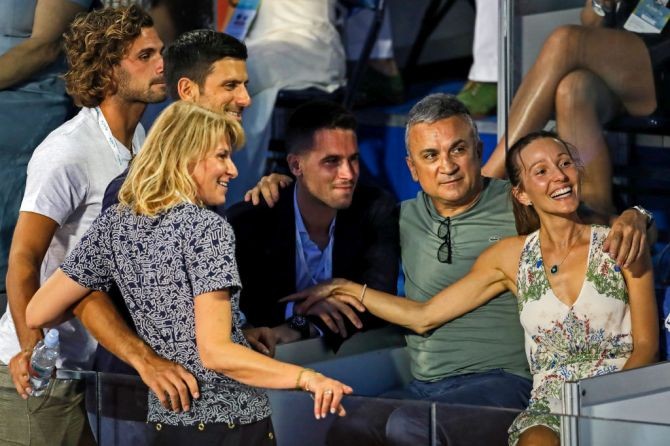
287, 153, 302, 177
406, 155, 419, 182
107, 66, 120, 96
176, 77, 199, 102
476, 140, 483, 160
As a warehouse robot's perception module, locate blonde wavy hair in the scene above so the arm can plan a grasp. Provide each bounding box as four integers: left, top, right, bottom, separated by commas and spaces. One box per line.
118, 101, 245, 217
63, 5, 153, 107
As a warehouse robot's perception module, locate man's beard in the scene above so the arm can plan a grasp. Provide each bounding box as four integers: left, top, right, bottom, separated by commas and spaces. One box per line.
115, 67, 166, 104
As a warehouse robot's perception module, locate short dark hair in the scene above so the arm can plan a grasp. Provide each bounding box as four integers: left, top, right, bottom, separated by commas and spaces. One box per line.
164, 29, 247, 100
405, 93, 480, 154
285, 101, 357, 154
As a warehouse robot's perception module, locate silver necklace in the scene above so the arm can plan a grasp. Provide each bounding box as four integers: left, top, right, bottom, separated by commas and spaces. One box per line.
545, 226, 585, 275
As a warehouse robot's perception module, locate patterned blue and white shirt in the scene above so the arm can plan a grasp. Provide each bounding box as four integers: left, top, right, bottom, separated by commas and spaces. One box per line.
61, 202, 271, 426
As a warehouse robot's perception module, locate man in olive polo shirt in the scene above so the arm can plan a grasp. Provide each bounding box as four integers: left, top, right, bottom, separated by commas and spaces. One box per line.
326, 93, 650, 445
327, 92, 530, 446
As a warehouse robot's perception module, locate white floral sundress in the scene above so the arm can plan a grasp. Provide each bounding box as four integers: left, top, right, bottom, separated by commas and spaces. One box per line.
508, 225, 633, 445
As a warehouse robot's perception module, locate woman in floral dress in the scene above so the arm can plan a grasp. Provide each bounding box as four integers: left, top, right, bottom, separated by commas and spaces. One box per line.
288, 131, 658, 446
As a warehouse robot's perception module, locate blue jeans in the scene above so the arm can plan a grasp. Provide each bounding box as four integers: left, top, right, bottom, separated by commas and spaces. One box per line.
327, 369, 531, 446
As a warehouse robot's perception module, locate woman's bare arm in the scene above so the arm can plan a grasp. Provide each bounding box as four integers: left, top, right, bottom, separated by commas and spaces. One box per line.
290, 237, 523, 334
25, 268, 91, 328
621, 249, 659, 369
194, 290, 353, 419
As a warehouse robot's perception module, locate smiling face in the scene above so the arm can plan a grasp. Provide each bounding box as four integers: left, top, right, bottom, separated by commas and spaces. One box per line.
406, 116, 483, 216
512, 137, 581, 215
191, 58, 250, 122
114, 27, 166, 104
191, 136, 239, 207
288, 128, 359, 210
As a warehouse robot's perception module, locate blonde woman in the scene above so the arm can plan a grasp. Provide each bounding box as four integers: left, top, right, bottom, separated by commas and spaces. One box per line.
26, 101, 351, 445
288, 132, 658, 446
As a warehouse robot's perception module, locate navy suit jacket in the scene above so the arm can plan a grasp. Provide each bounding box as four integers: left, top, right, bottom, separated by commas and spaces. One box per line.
96, 173, 399, 367
227, 183, 400, 348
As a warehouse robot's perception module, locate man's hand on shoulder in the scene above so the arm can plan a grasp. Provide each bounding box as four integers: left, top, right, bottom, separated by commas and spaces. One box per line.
243, 173, 293, 207
605, 207, 653, 268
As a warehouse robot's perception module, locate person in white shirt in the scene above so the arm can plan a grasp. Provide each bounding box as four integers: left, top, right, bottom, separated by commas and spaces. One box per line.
0, 6, 174, 445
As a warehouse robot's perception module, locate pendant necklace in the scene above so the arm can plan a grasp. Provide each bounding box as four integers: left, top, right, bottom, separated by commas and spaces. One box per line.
545, 226, 585, 275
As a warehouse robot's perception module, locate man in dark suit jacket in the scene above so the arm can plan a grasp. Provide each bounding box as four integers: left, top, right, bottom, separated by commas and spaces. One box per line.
227, 101, 399, 348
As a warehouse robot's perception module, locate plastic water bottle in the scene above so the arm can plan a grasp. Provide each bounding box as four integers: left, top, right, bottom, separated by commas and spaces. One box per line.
29, 329, 59, 397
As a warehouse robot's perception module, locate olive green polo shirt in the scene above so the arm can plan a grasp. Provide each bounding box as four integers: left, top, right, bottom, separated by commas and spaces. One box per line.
400, 178, 530, 381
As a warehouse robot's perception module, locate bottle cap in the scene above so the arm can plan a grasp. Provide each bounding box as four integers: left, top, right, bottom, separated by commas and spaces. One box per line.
44, 329, 59, 348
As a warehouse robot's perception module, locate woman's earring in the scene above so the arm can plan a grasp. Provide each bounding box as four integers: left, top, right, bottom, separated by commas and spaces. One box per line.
527, 201, 533, 207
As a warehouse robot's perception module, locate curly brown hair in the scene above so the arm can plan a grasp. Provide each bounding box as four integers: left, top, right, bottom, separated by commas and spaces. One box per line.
64, 5, 153, 107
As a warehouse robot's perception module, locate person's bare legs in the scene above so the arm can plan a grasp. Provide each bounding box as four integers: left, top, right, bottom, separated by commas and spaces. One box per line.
555, 69, 622, 214
517, 425, 560, 446
483, 25, 657, 179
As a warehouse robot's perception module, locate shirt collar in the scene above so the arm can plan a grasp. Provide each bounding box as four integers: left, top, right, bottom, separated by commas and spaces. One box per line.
293, 185, 336, 241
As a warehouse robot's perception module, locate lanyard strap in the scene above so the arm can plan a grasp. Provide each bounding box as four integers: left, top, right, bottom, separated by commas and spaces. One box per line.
94, 107, 134, 169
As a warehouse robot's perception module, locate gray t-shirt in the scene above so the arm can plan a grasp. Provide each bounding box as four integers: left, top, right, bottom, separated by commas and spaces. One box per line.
400, 178, 530, 381
0, 107, 143, 370
62, 203, 271, 426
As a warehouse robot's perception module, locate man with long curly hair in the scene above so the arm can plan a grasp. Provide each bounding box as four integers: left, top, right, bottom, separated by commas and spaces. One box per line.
0, 6, 174, 445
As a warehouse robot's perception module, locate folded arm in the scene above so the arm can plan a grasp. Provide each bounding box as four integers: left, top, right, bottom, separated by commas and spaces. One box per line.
0, 0, 87, 90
